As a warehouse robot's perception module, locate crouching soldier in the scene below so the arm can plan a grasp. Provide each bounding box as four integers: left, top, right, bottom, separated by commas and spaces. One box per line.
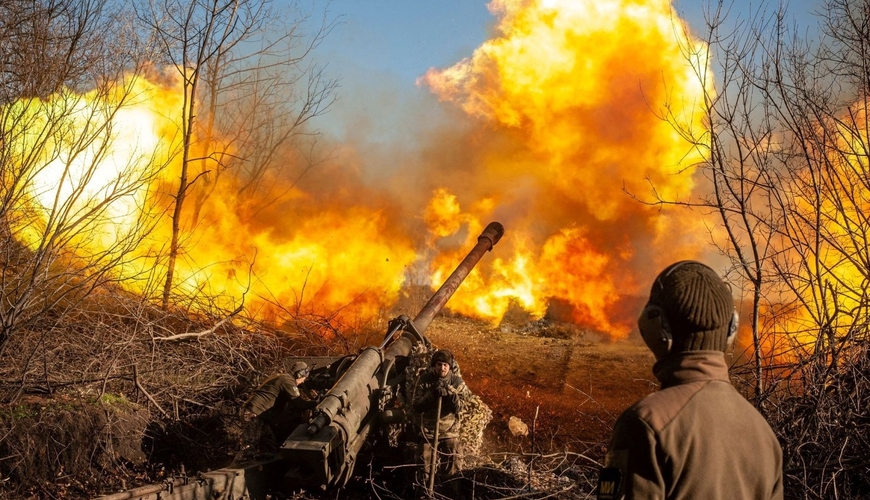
412, 349, 466, 494
240, 361, 319, 453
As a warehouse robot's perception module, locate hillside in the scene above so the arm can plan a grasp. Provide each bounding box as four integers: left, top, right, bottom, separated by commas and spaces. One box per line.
0, 303, 656, 499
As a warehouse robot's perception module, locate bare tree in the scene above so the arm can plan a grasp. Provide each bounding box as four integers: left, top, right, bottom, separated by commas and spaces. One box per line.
656, 0, 870, 496
650, 2, 789, 405
0, 0, 115, 103
135, 0, 336, 309
0, 0, 158, 355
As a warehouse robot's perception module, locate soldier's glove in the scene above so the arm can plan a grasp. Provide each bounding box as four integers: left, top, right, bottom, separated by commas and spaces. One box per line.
437, 383, 451, 397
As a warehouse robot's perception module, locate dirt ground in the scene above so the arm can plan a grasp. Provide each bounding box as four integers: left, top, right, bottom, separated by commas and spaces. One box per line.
423, 315, 658, 456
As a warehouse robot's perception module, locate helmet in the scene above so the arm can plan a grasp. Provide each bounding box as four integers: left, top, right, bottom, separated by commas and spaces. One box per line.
289, 361, 310, 379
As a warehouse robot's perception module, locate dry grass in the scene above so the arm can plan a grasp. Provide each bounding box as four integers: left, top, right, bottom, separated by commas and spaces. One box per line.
0, 284, 312, 498
768, 345, 870, 499
0, 279, 867, 499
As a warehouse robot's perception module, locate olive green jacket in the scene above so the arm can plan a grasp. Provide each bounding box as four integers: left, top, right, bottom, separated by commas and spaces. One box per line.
243, 374, 315, 417
598, 351, 783, 500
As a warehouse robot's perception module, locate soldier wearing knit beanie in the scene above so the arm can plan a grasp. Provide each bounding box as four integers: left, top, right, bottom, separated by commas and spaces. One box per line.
639, 260, 737, 358
596, 260, 782, 500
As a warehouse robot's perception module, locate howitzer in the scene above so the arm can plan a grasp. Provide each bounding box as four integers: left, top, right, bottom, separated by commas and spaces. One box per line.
93, 222, 504, 500
280, 221, 504, 489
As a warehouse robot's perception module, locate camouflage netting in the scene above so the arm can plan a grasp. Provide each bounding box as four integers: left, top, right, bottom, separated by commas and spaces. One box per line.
401, 343, 492, 469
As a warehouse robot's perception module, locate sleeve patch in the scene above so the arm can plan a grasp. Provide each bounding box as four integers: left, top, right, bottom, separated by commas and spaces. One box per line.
597, 449, 627, 500
596, 467, 623, 500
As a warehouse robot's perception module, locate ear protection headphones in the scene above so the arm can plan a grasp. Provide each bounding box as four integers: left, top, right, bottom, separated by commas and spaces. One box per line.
638, 260, 739, 359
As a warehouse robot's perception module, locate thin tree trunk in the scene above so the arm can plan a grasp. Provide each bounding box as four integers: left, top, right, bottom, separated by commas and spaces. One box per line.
163, 76, 198, 309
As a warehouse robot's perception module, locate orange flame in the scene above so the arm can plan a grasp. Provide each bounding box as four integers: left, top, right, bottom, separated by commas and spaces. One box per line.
747, 101, 870, 359
417, 0, 711, 337
8, 0, 719, 339
12, 70, 418, 324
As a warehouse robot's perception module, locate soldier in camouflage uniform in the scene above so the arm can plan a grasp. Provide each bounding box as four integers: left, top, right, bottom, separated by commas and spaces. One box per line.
412, 349, 466, 487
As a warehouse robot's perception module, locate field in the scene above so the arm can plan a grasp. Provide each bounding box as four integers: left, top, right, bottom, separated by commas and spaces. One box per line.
424, 315, 657, 454
0, 308, 655, 498
5, 307, 867, 499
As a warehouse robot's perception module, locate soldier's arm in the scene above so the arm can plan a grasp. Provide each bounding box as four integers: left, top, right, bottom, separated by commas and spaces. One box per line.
770, 439, 784, 500
242, 374, 288, 417
596, 411, 664, 500
412, 377, 438, 412
273, 374, 301, 398
289, 388, 320, 409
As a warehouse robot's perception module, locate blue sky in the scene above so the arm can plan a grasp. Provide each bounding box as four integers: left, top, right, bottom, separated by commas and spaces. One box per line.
296, 1, 495, 142
310, 1, 495, 87
300, 0, 823, 140
308, 1, 822, 85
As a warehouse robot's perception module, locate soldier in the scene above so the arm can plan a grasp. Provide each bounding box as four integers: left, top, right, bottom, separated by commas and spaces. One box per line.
596, 261, 783, 499
240, 361, 318, 451
412, 349, 466, 491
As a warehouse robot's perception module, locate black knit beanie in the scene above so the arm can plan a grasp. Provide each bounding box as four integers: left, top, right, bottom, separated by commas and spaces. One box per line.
431, 349, 453, 367
649, 261, 734, 353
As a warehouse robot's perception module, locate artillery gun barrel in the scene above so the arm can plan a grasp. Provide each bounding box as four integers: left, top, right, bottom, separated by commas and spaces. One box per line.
281, 222, 504, 488
412, 221, 504, 334
368, 221, 505, 379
